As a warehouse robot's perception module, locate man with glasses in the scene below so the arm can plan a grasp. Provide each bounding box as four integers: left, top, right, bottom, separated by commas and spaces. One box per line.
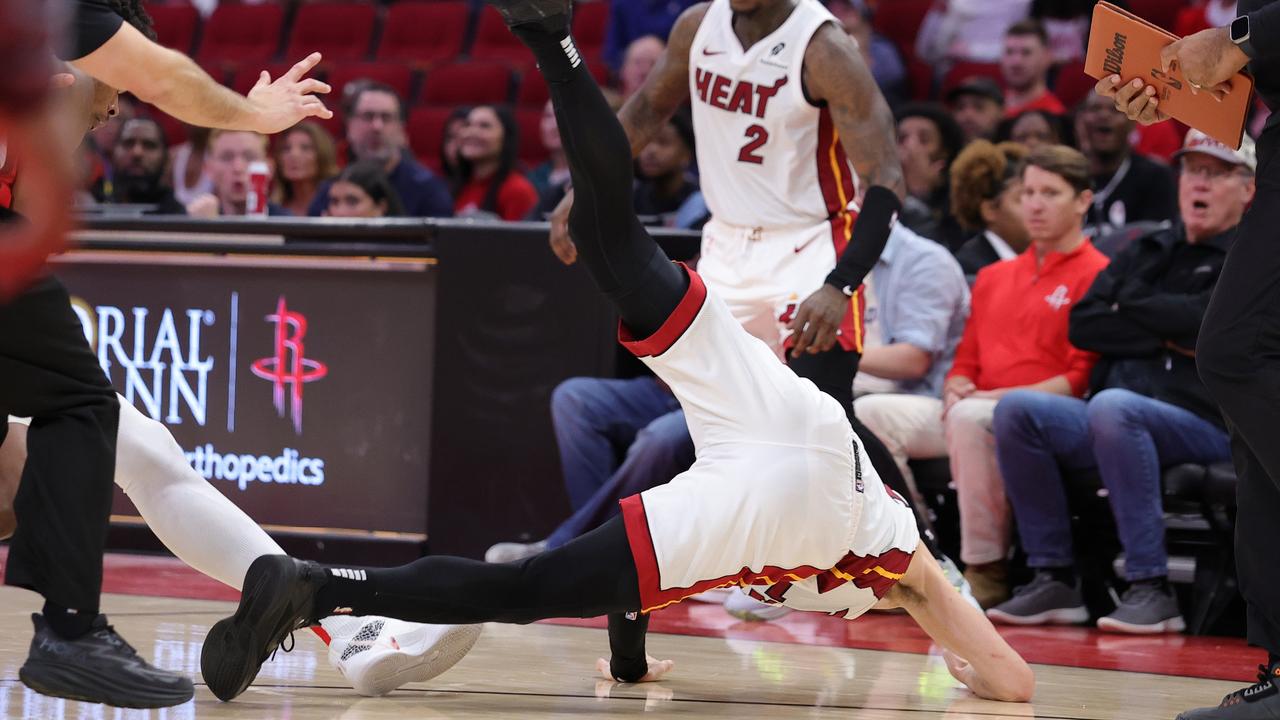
308, 83, 452, 218
986, 130, 1253, 633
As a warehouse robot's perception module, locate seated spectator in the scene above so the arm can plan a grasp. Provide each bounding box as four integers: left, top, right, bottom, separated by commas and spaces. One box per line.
852, 223, 970, 496
308, 82, 453, 218
896, 103, 967, 250
170, 125, 214, 207
484, 376, 693, 564
529, 100, 571, 218
604, 0, 699, 72
987, 130, 1254, 632
619, 35, 664, 99
997, 108, 1070, 152
439, 105, 471, 195
90, 118, 186, 214
1076, 92, 1176, 230
1030, 0, 1093, 64
947, 77, 1005, 144
325, 160, 405, 219
856, 145, 1109, 608
274, 121, 338, 218
187, 130, 289, 217
829, 0, 907, 107
454, 104, 539, 222
1001, 19, 1066, 118
916, 0, 1033, 67
949, 140, 1031, 276
633, 110, 703, 228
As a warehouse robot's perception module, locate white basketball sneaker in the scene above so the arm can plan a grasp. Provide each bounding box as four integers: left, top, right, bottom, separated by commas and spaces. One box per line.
320, 616, 483, 697
724, 588, 793, 622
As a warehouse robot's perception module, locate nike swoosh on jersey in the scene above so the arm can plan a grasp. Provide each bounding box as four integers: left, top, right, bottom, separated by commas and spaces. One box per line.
702, 48, 726, 56
794, 237, 819, 253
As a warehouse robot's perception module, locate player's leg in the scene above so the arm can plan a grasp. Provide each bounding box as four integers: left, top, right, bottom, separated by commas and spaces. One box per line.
497, 0, 688, 337
0, 277, 192, 708
202, 514, 648, 701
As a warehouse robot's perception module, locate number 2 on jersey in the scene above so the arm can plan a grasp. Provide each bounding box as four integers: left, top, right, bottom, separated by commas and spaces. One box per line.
738, 124, 769, 164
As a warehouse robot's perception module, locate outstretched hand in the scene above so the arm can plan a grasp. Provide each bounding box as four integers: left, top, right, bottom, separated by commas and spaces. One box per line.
245, 52, 333, 135
595, 655, 675, 683
549, 188, 577, 265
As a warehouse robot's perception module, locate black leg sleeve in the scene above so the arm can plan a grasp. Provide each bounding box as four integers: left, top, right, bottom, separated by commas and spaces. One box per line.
317, 515, 641, 626
512, 20, 687, 338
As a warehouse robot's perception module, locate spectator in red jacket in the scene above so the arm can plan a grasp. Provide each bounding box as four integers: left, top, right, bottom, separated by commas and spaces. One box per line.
857, 145, 1109, 609
1001, 20, 1066, 118
454, 104, 538, 222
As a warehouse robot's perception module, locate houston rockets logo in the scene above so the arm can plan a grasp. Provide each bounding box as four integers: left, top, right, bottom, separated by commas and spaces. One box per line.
251, 297, 328, 434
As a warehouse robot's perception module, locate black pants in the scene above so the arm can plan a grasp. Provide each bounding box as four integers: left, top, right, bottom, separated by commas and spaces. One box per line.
1197, 129, 1280, 656
0, 276, 119, 612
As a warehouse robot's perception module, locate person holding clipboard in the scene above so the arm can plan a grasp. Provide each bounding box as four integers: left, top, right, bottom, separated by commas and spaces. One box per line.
1101, 5, 1280, 720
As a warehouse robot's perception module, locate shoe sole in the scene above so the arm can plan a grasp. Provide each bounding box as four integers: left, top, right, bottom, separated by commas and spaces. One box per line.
1096, 615, 1186, 634
346, 624, 484, 697
200, 556, 313, 702
19, 661, 193, 709
488, 0, 571, 26
986, 606, 1089, 626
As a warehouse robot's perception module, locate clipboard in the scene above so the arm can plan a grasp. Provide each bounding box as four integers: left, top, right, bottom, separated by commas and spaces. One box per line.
1084, 1, 1253, 149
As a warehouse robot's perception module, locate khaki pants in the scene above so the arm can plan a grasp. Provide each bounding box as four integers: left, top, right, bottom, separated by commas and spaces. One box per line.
854, 394, 1007, 565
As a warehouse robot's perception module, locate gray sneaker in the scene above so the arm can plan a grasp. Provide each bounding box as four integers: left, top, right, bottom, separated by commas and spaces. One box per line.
484, 540, 547, 564
1097, 581, 1185, 634
1175, 661, 1280, 719
985, 572, 1089, 626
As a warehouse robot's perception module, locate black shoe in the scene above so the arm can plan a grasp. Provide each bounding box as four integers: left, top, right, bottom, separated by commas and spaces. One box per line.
1176, 660, 1280, 719
19, 613, 194, 708
486, 0, 571, 29
200, 555, 326, 702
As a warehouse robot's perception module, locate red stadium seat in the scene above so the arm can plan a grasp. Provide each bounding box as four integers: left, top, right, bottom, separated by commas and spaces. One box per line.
1053, 61, 1095, 111
327, 63, 416, 106
377, 2, 470, 66
940, 62, 1003, 99
196, 4, 284, 68
906, 57, 934, 101
145, 108, 189, 148
515, 107, 548, 166
286, 3, 377, 64
421, 62, 514, 107
872, 0, 931, 61
1126, 0, 1189, 33
148, 4, 200, 54
517, 68, 550, 109
572, 2, 609, 55
470, 6, 535, 64
407, 106, 454, 167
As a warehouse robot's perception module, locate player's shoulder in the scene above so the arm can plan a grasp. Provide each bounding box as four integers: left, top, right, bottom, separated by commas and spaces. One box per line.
672, 2, 714, 38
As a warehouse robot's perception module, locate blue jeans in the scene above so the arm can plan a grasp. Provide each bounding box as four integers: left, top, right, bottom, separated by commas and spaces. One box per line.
993, 388, 1231, 581
547, 377, 692, 548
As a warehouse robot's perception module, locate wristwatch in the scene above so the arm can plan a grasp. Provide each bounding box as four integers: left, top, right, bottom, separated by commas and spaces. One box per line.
1232, 15, 1258, 60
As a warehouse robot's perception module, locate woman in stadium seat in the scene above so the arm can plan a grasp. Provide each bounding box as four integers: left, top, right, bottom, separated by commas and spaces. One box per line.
324, 160, 405, 219
453, 104, 539, 221
274, 121, 339, 218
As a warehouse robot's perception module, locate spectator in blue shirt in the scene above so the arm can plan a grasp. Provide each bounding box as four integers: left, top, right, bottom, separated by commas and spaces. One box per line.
604, 0, 700, 72
308, 82, 453, 218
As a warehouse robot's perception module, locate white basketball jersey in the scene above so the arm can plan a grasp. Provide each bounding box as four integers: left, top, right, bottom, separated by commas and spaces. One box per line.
689, 0, 857, 230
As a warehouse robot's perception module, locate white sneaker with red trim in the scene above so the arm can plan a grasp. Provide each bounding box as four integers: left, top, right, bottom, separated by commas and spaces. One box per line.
320, 616, 483, 696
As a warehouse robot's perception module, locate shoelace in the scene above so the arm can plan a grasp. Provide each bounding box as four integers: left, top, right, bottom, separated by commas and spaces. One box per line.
1011, 572, 1057, 597
1220, 664, 1279, 707
98, 625, 140, 659
1119, 582, 1164, 605
269, 632, 296, 663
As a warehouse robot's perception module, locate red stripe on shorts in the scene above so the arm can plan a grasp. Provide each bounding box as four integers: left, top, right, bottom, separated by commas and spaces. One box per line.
618, 263, 707, 357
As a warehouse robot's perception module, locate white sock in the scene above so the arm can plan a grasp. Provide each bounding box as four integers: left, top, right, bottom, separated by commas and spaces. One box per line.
114, 396, 284, 589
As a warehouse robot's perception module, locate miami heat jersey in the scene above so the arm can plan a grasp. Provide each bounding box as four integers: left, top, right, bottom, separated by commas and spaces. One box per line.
688, 0, 857, 229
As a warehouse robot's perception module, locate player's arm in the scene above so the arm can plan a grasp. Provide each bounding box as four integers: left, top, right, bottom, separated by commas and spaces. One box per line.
788, 25, 905, 356
548, 3, 708, 265
71, 22, 332, 134
617, 3, 707, 156
595, 612, 673, 683
885, 551, 1035, 702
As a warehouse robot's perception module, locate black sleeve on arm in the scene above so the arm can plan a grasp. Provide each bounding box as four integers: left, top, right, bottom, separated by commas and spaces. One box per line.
825, 185, 901, 292
65, 0, 125, 61
1248, 4, 1280, 62
607, 611, 650, 682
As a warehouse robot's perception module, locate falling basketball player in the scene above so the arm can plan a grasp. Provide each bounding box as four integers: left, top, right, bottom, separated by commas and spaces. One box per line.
200, 0, 1036, 704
